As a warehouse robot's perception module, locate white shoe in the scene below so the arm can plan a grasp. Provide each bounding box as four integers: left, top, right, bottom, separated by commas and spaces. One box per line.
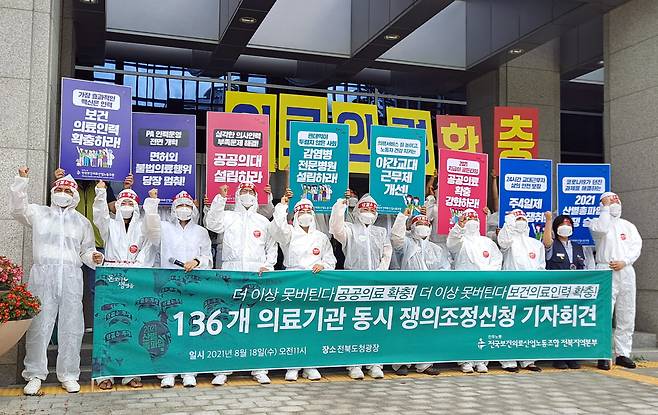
23, 378, 41, 396
302, 368, 321, 381
61, 380, 80, 393
348, 366, 364, 380
368, 366, 384, 379
182, 374, 197, 387
253, 373, 271, 384
211, 374, 227, 385
461, 363, 474, 373
285, 369, 299, 381
160, 375, 175, 388
475, 363, 488, 373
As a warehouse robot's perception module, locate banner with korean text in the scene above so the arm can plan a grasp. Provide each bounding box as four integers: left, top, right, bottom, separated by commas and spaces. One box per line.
278, 94, 328, 171
92, 267, 612, 379
59, 78, 132, 181
289, 122, 349, 214
225, 91, 278, 172
132, 113, 196, 204
437, 149, 488, 235
332, 101, 378, 174
493, 107, 539, 175
436, 115, 483, 153
369, 126, 426, 215
498, 159, 552, 239
386, 107, 436, 176
557, 164, 611, 246
206, 112, 269, 204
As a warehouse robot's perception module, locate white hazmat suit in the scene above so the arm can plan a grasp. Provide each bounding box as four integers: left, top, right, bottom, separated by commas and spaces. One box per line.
11, 174, 100, 389
590, 193, 642, 359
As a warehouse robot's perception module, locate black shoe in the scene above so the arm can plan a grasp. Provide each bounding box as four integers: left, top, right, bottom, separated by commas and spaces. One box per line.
597, 359, 611, 370
616, 356, 637, 369
503, 367, 520, 373
524, 364, 542, 372
423, 366, 441, 376
394, 366, 408, 376
553, 361, 569, 370
567, 360, 581, 369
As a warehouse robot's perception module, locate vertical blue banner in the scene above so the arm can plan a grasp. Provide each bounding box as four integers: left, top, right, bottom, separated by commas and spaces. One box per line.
369, 126, 426, 215
289, 121, 349, 214
557, 164, 611, 246
59, 78, 132, 181
498, 159, 553, 239
131, 113, 197, 205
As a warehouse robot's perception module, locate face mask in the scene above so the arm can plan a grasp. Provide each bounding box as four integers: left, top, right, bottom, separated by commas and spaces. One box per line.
297, 213, 313, 227
609, 203, 622, 218
515, 220, 529, 233
360, 212, 376, 225
414, 225, 431, 238
557, 225, 573, 237
52, 192, 73, 208
464, 220, 480, 234
239, 193, 257, 208
176, 206, 193, 221
348, 197, 358, 208
119, 205, 134, 219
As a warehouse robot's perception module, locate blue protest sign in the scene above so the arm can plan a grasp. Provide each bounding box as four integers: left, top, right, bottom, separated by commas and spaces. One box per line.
289, 122, 349, 214
557, 164, 611, 246
131, 113, 197, 205
498, 158, 552, 239
369, 126, 426, 214
59, 78, 132, 181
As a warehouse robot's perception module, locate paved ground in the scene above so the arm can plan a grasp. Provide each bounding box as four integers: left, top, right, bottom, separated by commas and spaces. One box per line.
2, 363, 658, 414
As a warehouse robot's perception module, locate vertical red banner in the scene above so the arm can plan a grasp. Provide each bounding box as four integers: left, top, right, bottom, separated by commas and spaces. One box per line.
206, 112, 270, 204
435, 115, 483, 153
437, 149, 488, 235
493, 107, 539, 174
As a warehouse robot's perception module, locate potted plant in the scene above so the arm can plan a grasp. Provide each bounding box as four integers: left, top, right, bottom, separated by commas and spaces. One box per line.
0, 257, 40, 357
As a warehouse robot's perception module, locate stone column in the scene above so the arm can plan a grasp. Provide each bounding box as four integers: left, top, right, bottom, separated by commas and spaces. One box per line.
0, 0, 63, 386
604, 0, 658, 336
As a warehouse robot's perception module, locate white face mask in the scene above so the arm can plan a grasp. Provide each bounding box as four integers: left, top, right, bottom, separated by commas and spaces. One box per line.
119, 205, 135, 219
239, 193, 257, 208
464, 220, 480, 234
52, 192, 73, 208
348, 197, 358, 208
360, 211, 376, 225
297, 213, 313, 227
557, 225, 573, 237
515, 220, 529, 233
609, 203, 622, 218
176, 206, 193, 221
414, 225, 431, 238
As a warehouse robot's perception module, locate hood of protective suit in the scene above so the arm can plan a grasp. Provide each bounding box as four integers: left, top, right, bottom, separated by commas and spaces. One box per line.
234, 182, 258, 214
352, 194, 378, 226
292, 198, 316, 231
507, 209, 530, 236
410, 214, 431, 240
50, 174, 80, 209
116, 189, 141, 222
170, 190, 199, 222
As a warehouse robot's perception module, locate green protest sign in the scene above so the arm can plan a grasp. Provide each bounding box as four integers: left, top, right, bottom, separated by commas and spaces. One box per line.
93, 268, 612, 379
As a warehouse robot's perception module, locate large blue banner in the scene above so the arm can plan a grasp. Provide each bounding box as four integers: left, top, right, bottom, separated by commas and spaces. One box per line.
499, 159, 553, 239
289, 121, 349, 214
557, 164, 611, 246
131, 113, 197, 205
59, 78, 132, 181
369, 126, 426, 214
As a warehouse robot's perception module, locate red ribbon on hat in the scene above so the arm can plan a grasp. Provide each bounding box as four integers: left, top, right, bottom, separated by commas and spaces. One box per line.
512, 209, 526, 218
174, 192, 193, 202
239, 183, 256, 191
118, 191, 140, 203
462, 210, 479, 220
53, 178, 78, 190
357, 201, 377, 210
293, 203, 314, 214
411, 215, 429, 225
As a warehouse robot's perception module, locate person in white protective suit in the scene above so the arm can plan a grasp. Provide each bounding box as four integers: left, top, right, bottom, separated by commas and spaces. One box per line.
329, 192, 392, 380
143, 189, 213, 388
497, 209, 545, 372
269, 189, 336, 381
590, 192, 642, 370
390, 209, 450, 376
205, 182, 278, 385
11, 167, 104, 396
93, 181, 159, 390
446, 208, 502, 374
